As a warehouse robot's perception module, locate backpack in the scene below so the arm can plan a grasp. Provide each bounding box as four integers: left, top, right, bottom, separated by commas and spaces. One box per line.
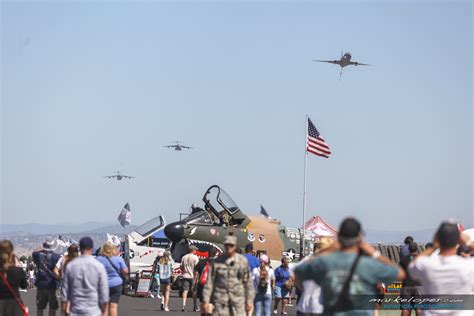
199, 261, 210, 286
257, 266, 269, 294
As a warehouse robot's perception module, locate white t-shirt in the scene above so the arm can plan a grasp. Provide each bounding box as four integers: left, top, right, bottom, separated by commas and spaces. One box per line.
181, 253, 199, 279
409, 254, 474, 315
291, 257, 324, 314
252, 266, 275, 295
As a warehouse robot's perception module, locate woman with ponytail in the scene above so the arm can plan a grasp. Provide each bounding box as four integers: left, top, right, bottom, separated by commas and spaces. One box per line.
0, 240, 28, 315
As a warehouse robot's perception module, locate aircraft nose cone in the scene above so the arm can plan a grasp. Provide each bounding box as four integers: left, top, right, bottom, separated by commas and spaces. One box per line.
164, 221, 185, 242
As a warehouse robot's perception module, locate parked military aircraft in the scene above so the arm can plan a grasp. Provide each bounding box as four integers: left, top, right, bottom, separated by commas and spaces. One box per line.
164, 185, 315, 263
313, 52, 370, 78
164, 141, 194, 151
123, 215, 172, 274
104, 171, 134, 180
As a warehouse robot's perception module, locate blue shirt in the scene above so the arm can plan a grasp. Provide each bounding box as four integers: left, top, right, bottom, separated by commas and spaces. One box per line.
61, 255, 109, 315
244, 254, 260, 271
399, 244, 410, 258
96, 256, 127, 288
274, 265, 290, 287
157, 261, 173, 279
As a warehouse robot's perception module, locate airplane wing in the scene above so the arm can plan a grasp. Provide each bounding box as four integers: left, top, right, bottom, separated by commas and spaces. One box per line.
182, 146, 194, 149
349, 61, 371, 66
104, 176, 114, 179
163, 145, 175, 148
313, 60, 340, 65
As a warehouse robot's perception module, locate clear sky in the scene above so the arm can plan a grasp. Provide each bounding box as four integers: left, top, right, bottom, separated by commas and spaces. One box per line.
1, 1, 472, 232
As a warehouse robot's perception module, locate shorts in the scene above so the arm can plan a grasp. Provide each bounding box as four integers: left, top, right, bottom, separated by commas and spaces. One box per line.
36, 288, 59, 310
109, 285, 123, 304
181, 278, 194, 291
160, 278, 171, 285
400, 285, 422, 309
196, 285, 204, 301
0, 299, 24, 316
274, 285, 290, 298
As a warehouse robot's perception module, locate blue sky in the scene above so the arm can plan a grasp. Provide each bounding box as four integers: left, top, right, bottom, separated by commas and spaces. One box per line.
1, 1, 472, 232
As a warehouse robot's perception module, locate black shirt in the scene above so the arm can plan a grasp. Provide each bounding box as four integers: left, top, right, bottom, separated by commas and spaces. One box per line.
0, 267, 28, 299
399, 255, 421, 286
194, 258, 212, 290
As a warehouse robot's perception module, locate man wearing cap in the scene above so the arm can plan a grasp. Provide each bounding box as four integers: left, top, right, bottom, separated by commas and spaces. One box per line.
61, 237, 109, 316
181, 244, 200, 312
244, 243, 260, 271
202, 235, 255, 316
32, 240, 61, 316
294, 217, 405, 315
408, 221, 474, 314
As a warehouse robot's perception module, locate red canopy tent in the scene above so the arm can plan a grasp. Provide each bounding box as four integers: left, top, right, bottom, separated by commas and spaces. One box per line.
304, 216, 338, 239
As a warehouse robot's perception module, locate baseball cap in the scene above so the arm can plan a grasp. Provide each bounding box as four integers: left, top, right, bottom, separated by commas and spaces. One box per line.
188, 245, 198, 251
245, 243, 254, 252
79, 237, 94, 250
223, 235, 237, 246
436, 222, 460, 249
338, 218, 362, 238
42, 240, 54, 251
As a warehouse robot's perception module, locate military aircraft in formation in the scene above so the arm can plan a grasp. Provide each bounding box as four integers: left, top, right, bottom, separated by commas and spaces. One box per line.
164, 185, 314, 263
313, 51, 370, 78
104, 171, 134, 181
163, 141, 194, 151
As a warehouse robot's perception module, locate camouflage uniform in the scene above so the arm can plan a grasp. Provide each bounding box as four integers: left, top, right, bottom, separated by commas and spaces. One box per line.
202, 253, 255, 316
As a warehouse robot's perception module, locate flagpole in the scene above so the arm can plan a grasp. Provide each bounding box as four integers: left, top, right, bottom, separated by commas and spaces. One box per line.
301, 115, 308, 258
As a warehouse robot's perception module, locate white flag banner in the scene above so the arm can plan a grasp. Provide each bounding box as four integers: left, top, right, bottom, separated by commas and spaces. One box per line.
117, 203, 132, 227
107, 233, 122, 246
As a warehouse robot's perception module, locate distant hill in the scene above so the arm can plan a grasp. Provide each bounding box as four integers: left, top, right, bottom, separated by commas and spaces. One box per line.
365, 228, 434, 244
81, 224, 137, 235
0, 222, 136, 236
1, 222, 435, 244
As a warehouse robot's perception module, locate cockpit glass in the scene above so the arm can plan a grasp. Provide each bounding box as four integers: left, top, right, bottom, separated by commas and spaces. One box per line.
135, 216, 165, 237
205, 186, 225, 213
185, 210, 213, 225
217, 188, 240, 215
203, 185, 241, 215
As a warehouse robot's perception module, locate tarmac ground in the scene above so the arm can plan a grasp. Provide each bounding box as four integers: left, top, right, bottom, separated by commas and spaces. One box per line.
20, 288, 298, 315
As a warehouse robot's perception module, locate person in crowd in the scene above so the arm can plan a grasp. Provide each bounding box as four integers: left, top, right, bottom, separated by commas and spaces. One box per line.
157, 251, 173, 312
409, 221, 474, 315
28, 264, 36, 289
252, 253, 275, 316
293, 236, 334, 315
32, 240, 61, 316
424, 242, 434, 250
202, 235, 254, 316
150, 254, 162, 299
194, 248, 217, 316
244, 243, 260, 271
399, 242, 422, 316
273, 256, 292, 315
180, 245, 199, 312
53, 244, 79, 279
0, 240, 28, 316
61, 237, 109, 316
294, 217, 405, 315
456, 244, 471, 258
399, 236, 414, 259
97, 241, 128, 316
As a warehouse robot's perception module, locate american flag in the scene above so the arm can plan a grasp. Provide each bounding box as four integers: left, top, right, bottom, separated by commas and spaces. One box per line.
306, 117, 331, 158
117, 203, 132, 227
